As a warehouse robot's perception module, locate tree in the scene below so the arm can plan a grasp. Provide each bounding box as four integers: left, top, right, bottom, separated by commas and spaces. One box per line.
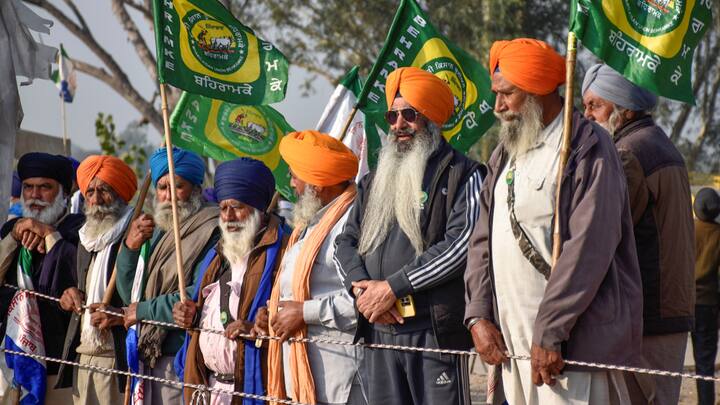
95, 112, 150, 177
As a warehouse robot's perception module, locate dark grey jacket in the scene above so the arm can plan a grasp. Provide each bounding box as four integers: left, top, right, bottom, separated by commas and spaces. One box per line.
464, 111, 644, 368
334, 139, 484, 349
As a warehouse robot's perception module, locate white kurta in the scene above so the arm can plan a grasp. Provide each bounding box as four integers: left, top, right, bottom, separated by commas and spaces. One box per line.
490, 110, 628, 404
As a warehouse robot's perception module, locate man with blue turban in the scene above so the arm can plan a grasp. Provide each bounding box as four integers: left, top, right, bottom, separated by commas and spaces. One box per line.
171, 157, 289, 404
583, 64, 694, 405
110, 146, 220, 404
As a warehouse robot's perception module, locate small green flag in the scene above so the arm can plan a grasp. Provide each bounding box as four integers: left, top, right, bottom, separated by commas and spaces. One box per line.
154, 0, 289, 105
571, 0, 713, 104
358, 0, 495, 159
170, 92, 294, 200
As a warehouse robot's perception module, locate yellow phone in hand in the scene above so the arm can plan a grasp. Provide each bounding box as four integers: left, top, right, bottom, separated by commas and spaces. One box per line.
395, 295, 416, 318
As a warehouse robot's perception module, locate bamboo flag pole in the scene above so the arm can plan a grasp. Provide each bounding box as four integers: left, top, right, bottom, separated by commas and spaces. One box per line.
551, 32, 578, 267
60, 97, 69, 156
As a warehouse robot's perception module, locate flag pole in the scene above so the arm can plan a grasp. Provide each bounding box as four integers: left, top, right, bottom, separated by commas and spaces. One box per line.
160, 84, 189, 302
60, 97, 69, 156
338, 105, 359, 143
551, 32, 578, 267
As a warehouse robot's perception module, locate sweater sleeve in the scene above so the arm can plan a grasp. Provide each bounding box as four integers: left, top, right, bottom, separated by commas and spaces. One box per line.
333, 178, 372, 293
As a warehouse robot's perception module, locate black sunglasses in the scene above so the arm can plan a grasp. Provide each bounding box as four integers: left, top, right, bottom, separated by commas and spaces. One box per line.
385, 108, 419, 125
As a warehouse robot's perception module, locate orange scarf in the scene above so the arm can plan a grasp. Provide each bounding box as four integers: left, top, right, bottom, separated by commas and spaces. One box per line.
267, 184, 357, 404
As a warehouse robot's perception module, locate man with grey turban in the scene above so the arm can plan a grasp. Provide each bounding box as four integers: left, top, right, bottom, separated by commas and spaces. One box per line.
583, 63, 695, 405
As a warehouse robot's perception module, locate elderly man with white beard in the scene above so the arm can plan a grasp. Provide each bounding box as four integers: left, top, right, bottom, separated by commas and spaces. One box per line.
53, 155, 138, 405
114, 147, 220, 404
464, 39, 643, 404
334, 67, 484, 404
0, 153, 84, 403
171, 157, 289, 405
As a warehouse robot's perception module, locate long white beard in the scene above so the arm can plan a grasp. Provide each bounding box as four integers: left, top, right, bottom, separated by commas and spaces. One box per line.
292, 187, 323, 231
82, 199, 128, 241
598, 106, 624, 137
22, 189, 67, 225
495, 95, 544, 158
220, 209, 262, 265
154, 189, 204, 232
357, 123, 441, 257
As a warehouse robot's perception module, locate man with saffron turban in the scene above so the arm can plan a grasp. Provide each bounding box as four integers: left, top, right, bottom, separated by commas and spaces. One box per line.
0, 153, 84, 403
464, 38, 642, 403
55, 155, 138, 405
172, 157, 289, 405
114, 147, 220, 403
583, 64, 694, 405
256, 130, 365, 405
334, 66, 483, 404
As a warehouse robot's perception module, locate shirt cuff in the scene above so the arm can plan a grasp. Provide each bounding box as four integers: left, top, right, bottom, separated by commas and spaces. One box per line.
303, 300, 321, 325
136, 301, 150, 321
44, 231, 63, 252
386, 270, 413, 298
464, 301, 494, 325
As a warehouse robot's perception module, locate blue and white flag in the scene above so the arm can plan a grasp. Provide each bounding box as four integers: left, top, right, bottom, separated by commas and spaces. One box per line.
125, 242, 149, 405
0, 248, 46, 405
51, 44, 76, 103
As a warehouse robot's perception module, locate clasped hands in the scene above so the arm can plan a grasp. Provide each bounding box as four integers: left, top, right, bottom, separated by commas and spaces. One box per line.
351, 280, 403, 325
12, 218, 55, 253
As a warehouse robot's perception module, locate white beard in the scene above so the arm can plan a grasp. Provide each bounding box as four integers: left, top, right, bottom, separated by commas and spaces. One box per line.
598, 106, 624, 137
82, 199, 128, 241
495, 95, 544, 158
357, 123, 441, 257
292, 186, 323, 231
154, 189, 204, 232
22, 189, 67, 225
220, 209, 262, 265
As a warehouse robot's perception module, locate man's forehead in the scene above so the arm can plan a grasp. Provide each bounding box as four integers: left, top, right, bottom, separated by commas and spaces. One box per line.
491, 72, 518, 92
391, 96, 412, 110
582, 89, 607, 104
157, 173, 190, 186
22, 177, 59, 186
87, 177, 111, 189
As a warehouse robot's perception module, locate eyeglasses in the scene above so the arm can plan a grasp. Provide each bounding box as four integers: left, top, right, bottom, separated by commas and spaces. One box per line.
385, 108, 419, 125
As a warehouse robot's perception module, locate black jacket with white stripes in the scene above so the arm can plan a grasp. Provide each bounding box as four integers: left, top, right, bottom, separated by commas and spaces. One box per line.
334, 138, 484, 350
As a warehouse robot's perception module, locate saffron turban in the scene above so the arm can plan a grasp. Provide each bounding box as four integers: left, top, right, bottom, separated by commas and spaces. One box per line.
279, 130, 358, 187
489, 38, 566, 95
214, 158, 275, 212
17, 152, 74, 192
149, 147, 205, 187
582, 64, 658, 111
77, 155, 138, 203
385, 67, 455, 125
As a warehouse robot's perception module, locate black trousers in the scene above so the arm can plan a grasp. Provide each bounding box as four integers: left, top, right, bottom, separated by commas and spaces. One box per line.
691, 304, 718, 405
365, 328, 470, 405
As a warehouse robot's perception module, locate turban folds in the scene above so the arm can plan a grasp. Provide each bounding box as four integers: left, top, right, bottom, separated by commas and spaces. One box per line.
77, 155, 138, 203
385, 67, 455, 125
489, 38, 566, 95
279, 130, 358, 187
214, 158, 275, 212
17, 152, 74, 192
149, 147, 205, 187
582, 64, 658, 111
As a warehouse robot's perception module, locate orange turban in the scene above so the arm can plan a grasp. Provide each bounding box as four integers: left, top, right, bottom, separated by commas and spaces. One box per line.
279, 130, 358, 187
489, 38, 566, 95
77, 155, 138, 203
385, 67, 454, 125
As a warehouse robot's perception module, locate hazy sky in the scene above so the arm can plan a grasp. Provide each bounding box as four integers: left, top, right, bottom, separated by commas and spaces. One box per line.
18, 1, 334, 152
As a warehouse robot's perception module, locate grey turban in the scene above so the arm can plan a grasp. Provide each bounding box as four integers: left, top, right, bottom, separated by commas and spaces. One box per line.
582, 64, 658, 111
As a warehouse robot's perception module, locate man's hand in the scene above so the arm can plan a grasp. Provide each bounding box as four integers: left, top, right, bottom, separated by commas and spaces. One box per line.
351, 280, 397, 323
372, 307, 404, 325
470, 319, 508, 366
88, 303, 125, 330
59, 287, 84, 313
253, 306, 269, 337
123, 303, 139, 329
270, 301, 305, 342
530, 343, 564, 387
125, 214, 155, 250
172, 300, 198, 329
13, 218, 55, 241
224, 320, 254, 340
19, 230, 46, 253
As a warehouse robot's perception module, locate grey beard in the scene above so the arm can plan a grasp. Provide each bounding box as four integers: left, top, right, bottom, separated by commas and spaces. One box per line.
82, 199, 128, 240
22, 189, 67, 225
154, 189, 204, 232
357, 123, 440, 257
495, 95, 544, 158
292, 187, 323, 231
220, 209, 262, 265
598, 106, 625, 138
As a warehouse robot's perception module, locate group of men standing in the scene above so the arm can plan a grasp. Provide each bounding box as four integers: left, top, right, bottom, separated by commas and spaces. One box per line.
0, 37, 702, 405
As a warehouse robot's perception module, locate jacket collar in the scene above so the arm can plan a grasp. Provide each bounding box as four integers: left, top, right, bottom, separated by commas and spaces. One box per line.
612, 115, 654, 143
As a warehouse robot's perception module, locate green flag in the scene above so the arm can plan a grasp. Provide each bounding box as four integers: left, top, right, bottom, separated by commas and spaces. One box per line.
358, 0, 495, 158
170, 92, 294, 200
571, 0, 712, 104
154, 0, 289, 105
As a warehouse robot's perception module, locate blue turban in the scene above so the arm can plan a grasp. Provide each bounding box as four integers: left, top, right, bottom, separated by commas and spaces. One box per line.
17, 152, 74, 192
11, 172, 21, 198
582, 64, 658, 111
214, 158, 275, 212
149, 147, 205, 187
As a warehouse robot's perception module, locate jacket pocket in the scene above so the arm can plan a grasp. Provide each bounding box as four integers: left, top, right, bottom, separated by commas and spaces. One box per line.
576, 270, 620, 326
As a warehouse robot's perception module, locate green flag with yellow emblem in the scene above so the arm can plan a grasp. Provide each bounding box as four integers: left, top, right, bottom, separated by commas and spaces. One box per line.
154, 0, 289, 105
170, 91, 294, 200
570, 0, 713, 104
358, 0, 495, 159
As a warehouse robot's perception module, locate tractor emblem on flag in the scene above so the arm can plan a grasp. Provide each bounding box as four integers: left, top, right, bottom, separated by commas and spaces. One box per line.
218, 104, 277, 155
184, 10, 248, 74
620, 0, 686, 36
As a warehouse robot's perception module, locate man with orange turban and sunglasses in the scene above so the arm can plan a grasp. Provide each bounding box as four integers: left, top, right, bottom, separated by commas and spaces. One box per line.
334, 67, 484, 404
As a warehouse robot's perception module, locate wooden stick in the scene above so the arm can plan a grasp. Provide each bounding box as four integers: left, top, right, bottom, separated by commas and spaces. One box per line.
60, 97, 69, 156
338, 105, 359, 143
551, 32, 578, 268
159, 84, 189, 302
